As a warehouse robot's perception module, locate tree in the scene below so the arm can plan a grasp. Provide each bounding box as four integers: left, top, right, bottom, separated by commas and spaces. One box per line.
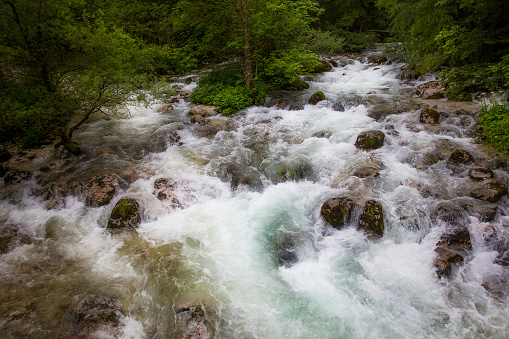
0, 0, 160, 151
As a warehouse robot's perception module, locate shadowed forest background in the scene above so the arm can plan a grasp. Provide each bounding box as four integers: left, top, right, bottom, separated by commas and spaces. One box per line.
0, 0, 508, 153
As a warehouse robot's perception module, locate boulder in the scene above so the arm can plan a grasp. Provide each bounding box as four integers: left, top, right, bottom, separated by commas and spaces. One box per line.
434, 258, 451, 278
283, 79, 310, 90
415, 81, 445, 99
107, 198, 141, 229
275, 233, 301, 267
276, 162, 313, 183
448, 149, 473, 164
312, 131, 331, 138
470, 179, 508, 203
434, 246, 464, 263
156, 104, 174, 113
189, 105, 221, 117
400, 64, 421, 80
321, 197, 357, 229
4, 170, 32, 185
176, 303, 215, 339
310, 61, 333, 73
455, 198, 497, 222
74, 294, 122, 325
358, 200, 384, 236
84, 174, 119, 206
469, 168, 494, 181
431, 202, 469, 226
354, 130, 385, 150
437, 226, 472, 250
0, 147, 12, 162
353, 167, 379, 178
328, 59, 339, 67
153, 178, 182, 208
308, 91, 326, 105
191, 114, 208, 125
373, 56, 388, 64
419, 108, 440, 124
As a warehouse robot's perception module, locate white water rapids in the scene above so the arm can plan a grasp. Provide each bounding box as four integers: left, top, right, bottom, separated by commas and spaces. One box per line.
1, 50, 509, 338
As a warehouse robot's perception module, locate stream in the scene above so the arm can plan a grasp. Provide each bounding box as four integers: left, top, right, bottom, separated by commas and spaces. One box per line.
1, 48, 509, 338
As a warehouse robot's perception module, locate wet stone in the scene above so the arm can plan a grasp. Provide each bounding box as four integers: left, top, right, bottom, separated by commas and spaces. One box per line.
432, 202, 469, 226
437, 226, 472, 250
153, 178, 182, 208
448, 149, 474, 164
84, 174, 119, 206
312, 131, 331, 138
419, 108, 440, 124
434, 258, 451, 278
358, 200, 384, 236
107, 198, 141, 229
469, 168, 494, 181
470, 179, 508, 203
74, 294, 121, 325
354, 130, 385, 150
176, 303, 215, 339
4, 170, 32, 185
308, 91, 326, 105
156, 104, 174, 113
321, 197, 357, 229
435, 246, 464, 263
353, 167, 379, 178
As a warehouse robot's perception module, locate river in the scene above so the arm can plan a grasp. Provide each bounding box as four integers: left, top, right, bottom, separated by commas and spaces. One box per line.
1, 49, 508, 338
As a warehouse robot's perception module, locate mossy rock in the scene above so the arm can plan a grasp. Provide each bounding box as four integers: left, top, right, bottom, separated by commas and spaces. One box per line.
358, 200, 384, 236
354, 130, 385, 150
276, 163, 313, 183
448, 149, 473, 164
283, 79, 310, 91
328, 59, 338, 67
308, 91, 326, 105
64, 141, 82, 156
107, 198, 141, 229
4, 170, 32, 185
470, 179, 508, 203
310, 61, 333, 73
321, 197, 356, 229
419, 108, 440, 124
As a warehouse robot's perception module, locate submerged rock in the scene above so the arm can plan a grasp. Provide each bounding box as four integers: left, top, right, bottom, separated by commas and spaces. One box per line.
276, 162, 313, 183
4, 170, 32, 185
107, 198, 141, 229
156, 104, 174, 113
354, 130, 385, 150
468, 168, 494, 181
448, 149, 474, 164
358, 200, 384, 236
419, 108, 440, 124
176, 303, 215, 339
275, 233, 303, 267
437, 226, 472, 250
312, 131, 331, 138
321, 197, 357, 229
353, 166, 379, 178
153, 178, 182, 208
432, 202, 469, 226
308, 91, 326, 105
455, 198, 498, 222
84, 174, 119, 206
470, 179, 508, 203
74, 294, 122, 325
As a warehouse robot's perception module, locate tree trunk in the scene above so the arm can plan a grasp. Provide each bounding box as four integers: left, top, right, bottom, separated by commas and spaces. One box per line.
239, 0, 253, 90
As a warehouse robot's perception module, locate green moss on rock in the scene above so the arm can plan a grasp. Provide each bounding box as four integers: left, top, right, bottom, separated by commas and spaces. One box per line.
354, 130, 385, 150
358, 200, 384, 236
308, 91, 325, 105
321, 197, 356, 229
107, 198, 141, 229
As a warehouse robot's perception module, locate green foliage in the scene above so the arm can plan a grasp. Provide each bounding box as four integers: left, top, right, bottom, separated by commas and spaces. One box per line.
479, 98, 509, 155
301, 29, 346, 55
259, 49, 320, 88
440, 62, 509, 101
191, 66, 255, 115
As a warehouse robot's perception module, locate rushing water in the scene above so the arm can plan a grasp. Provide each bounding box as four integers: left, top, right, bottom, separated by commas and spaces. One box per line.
1, 49, 509, 338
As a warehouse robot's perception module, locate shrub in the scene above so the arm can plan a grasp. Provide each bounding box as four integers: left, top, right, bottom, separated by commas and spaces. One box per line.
479, 97, 509, 155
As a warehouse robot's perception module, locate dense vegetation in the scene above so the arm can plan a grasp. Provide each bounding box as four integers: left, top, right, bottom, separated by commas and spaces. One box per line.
0, 0, 508, 154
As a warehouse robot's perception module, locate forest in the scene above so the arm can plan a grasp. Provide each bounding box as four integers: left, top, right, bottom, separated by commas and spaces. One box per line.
0, 0, 508, 154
